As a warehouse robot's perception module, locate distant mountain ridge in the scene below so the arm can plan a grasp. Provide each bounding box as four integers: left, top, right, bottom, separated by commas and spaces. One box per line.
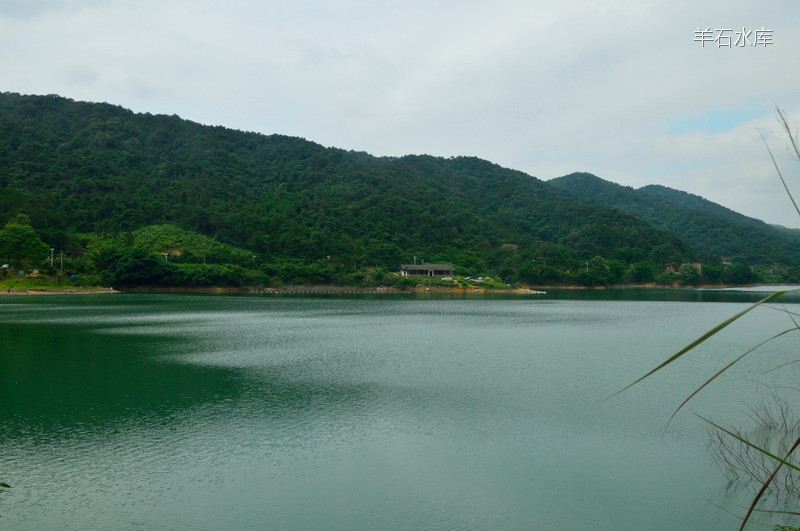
1, 91, 797, 287
548, 172, 800, 264
0, 92, 691, 283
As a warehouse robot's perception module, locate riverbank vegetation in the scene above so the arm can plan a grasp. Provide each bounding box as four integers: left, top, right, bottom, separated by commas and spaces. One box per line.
0, 220, 782, 290
0, 217, 789, 290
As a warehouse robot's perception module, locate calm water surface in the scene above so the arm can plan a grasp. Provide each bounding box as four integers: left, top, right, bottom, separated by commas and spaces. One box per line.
1, 292, 798, 529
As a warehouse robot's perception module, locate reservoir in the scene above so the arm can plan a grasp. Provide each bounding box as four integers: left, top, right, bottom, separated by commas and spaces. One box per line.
1, 292, 797, 529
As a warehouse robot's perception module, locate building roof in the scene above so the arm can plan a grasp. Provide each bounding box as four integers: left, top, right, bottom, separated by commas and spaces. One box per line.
400, 263, 454, 270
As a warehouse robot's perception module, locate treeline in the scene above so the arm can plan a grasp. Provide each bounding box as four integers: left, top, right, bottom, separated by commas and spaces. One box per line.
2, 217, 791, 289
484, 255, 773, 286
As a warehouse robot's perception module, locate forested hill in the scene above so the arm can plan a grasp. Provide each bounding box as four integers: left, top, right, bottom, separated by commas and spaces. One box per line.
0, 92, 692, 282
549, 172, 800, 265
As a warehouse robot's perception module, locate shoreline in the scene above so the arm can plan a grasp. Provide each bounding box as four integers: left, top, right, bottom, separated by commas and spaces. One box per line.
123, 285, 542, 295
527, 282, 732, 290
0, 282, 775, 297
0, 287, 119, 296
122, 283, 757, 296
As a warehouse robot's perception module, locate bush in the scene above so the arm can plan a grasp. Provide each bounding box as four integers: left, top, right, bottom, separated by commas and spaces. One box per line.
260, 259, 348, 285
721, 263, 754, 285
625, 261, 655, 283
174, 264, 265, 287
678, 263, 702, 285
91, 247, 177, 287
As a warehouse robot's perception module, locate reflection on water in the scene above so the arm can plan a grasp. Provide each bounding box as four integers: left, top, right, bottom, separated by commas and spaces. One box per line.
1, 293, 799, 530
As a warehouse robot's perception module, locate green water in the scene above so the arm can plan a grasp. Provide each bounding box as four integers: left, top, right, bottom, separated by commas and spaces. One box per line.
1, 293, 798, 529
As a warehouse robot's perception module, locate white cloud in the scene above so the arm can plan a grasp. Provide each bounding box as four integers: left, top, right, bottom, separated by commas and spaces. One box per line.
1, 0, 799, 225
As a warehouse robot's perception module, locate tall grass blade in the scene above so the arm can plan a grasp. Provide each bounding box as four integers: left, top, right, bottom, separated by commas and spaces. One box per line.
753, 508, 800, 516
696, 414, 800, 474
701, 414, 800, 530
776, 106, 800, 162
767, 358, 800, 373
666, 328, 799, 429
761, 130, 800, 218
764, 305, 800, 319
739, 437, 800, 531
609, 290, 791, 399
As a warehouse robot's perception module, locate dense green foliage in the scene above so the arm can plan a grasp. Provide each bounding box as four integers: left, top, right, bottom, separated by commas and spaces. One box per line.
549, 172, 800, 266
91, 246, 176, 287
0, 92, 696, 285
131, 224, 255, 265
88, 245, 266, 287
0, 93, 786, 286
0, 214, 49, 269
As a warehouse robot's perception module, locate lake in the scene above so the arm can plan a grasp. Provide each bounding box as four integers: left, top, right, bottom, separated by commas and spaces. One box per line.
1, 291, 798, 529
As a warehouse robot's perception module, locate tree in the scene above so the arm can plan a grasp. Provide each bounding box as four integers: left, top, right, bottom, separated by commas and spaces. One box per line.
91, 247, 176, 287
625, 261, 655, 283
0, 220, 49, 269
721, 262, 753, 285
701, 263, 723, 284
678, 263, 701, 285
583, 256, 613, 285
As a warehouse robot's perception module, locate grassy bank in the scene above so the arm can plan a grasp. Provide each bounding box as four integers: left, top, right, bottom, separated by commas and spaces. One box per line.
0, 277, 115, 295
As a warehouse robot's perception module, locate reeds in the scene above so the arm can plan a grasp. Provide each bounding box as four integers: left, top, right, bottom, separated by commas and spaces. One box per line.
614, 107, 800, 530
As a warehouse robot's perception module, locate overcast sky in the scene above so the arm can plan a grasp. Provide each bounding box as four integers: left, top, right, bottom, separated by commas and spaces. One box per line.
2, 0, 799, 226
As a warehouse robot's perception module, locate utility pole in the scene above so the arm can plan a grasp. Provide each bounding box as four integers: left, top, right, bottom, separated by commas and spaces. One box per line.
162, 252, 169, 263
49, 248, 54, 267
60, 250, 63, 270
585, 261, 589, 273
252, 255, 256, 267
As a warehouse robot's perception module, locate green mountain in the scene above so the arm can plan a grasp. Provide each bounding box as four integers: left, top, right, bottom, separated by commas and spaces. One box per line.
549, 172, 800, 265
0, 92, 692, 284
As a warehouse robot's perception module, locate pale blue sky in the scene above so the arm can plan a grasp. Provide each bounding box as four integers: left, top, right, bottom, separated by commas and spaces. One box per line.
668, 103, 773, 135
1, 0, 799, 226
